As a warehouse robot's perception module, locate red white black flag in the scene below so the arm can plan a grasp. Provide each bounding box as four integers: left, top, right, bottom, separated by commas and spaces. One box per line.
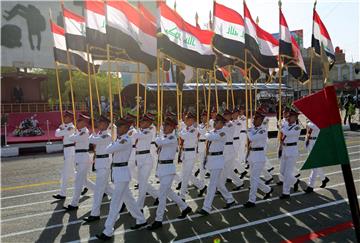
85, 0, 107, 49
158, 2, 215, 70
244, 2, 279, 69
312, 9, 335, 66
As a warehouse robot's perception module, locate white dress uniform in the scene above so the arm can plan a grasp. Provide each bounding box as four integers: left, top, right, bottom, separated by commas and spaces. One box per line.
306, 122, 326, 187
280, 122, 301, 195
247, 126, 272, 203
103, 134, 146, 237
55, 122, 75, 197
178, 125, 205, 199
150, 125, 158, 164
133, 127, 158, 208
233, 116, 247, 174
223, 121, 243, 187
127, 126, 138, 180
155, 132, 189, 222
89, 130, 113, 217
69, 127, 91, 207
195, 123, 208, 182
202, 128, 235, 213
261, 117, 274, 181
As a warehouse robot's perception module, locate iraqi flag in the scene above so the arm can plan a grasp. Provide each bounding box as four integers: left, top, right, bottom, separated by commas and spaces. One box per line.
63, 7, 86, 52
312, 9, 335, 66
158, 2, 215, 70
244, 2, 279, 69
85, 0, 107, 50
279, 9, 308, 82
138, 2, 157, 26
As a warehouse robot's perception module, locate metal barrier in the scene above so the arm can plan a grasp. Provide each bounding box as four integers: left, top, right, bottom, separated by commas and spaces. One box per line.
1, 102, 87, 113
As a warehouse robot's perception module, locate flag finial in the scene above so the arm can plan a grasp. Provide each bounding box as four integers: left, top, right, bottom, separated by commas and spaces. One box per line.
256, 16, 259, 24
278, 0, 282, 8
314, 0, 317, 9
174, 0, 177, 12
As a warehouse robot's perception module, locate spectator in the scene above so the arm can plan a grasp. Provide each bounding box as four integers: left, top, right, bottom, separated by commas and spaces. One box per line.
13, 85, 23, 103
343, 94, 355, 125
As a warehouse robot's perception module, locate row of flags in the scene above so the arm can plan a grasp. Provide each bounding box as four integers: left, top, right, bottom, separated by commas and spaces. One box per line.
51, 0, 336, 85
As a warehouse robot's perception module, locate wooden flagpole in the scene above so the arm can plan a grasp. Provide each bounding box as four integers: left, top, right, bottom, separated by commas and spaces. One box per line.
196, 68, 199, 124
229, 66, 235, 109
157, 50, 161, 131
92, 64, 102, 115
86, 44, 95, 131
107, 44, 113, 125
278, 55, 283, 140
136, 62, 140, 127
244, 50, 249, 129
254, 78, 258, 111
309, 48, 314, 95
226, 71, 230, 110
213, 69, 219, 112
116, 63, 123, 117
144, 71, 148, 113
249, 70, 253, 118
54, 62, 64, 124
161, 66, 165, 124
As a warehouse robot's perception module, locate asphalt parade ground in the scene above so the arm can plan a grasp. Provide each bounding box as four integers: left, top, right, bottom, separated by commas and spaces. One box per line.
1, 131, 359, 243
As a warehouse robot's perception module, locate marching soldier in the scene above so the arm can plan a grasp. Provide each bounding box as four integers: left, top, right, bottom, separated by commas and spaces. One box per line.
194, 110, 209, 182
279, 108, 301, 199
196, 114, 236, 216
133, 114, 159, 209
243, 110, 273, 208
232, 107, 248, 179
53, 111, 75, 200
63, 114, 92, 210
125, 113, 138, 186
147, 116, 192, 230
303, 120, 329, 193
177, 112, 207, 199
96, 117, 147, 241
84, 115, 113, 222
223, 109, 244, 191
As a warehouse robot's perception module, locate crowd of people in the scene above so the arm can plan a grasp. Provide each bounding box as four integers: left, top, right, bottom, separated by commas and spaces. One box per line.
52, 105, 330, 241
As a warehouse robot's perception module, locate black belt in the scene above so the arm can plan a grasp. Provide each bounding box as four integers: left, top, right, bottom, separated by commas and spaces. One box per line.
233, 137, 239, 140
208, 152, 223, 156
136, 150, 150, 155
64, 143, 75, 148
183, 148, 195, 151
96, 154, 109, 158
250, 147, 264, 151
75, 149, 89, 153
240, 130, 246, 133
151, 141, 156, 144
309, 137, 317, 140
132, 144, 136, 148
158, 160, 173, 164
283, 142, 297, 146
225, 142, 233, 145
112, 162, 128, 167
199, 139, 206, 142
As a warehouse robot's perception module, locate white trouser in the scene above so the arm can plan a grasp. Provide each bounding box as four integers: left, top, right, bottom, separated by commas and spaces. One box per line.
202, 169, 234, 213
249, 160, 271, 203
70, 159, 91, 207
60, 150, 75, 196
280, 155, 298, 195
224, 157, 243, 187
195, 151, 207, 181
239, 134, 247, 164
179, 159, 205, 199
137, 162, 158, 208
103, 181, 146, 237
128, 157, 137, 181
155, 174, 187, 222
90, 168, 112, 216
308, 168, 326, 188
262, 157, 273, 181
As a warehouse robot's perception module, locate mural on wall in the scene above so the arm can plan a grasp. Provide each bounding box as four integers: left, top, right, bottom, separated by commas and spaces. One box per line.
2, 4, 46, 50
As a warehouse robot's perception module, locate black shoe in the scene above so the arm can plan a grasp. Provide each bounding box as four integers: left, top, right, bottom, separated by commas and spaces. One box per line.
177, 206, 192, 219
234, 168, 239, 174
293, 179, 300, 192
205, 172, 210, 178
81, 187, 88, 196
215, 190, 221, 195
130, 222, 147, 230
196, 209, 209, 216
223, 200, 236, 209
63, 205, 78, 211
96, 233, 112, 241
243, 201, 256, 208
304, 186, 314, 193
320, 177, 330, 188
119, 203, 126, 213
267, 167, 274, 173
263, 188, 274, 200
176, 182, 182, 190
103, 193, 108, 199
52, 194, 66, 200
83, 215, 100, 222
147, 221, 162, 230
198, 186, 207, 197
240, 171, 248, 179
226, 178, 232, 183
277, 181, 283, 186
134, 184, 139, 189
279, 194, 290, 200
233, 184, 244, 191
194, 169, 200, 177
295, 173, 301, 178
245, 164, 249, 170
265, 178, 273, 185
153, 198, 159, 206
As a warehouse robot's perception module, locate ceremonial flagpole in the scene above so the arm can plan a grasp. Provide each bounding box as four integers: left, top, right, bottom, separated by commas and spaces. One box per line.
229, 66, 235, 109
92, 64, 102, 115
244, 50, 249, 129
157, 50, 161, 131
106, 44, 113, 125
86, 44, 95, 131
136, 62, 140, 127
116, 63, 123, 117
54, 62, 64, 123
144, 71, 148, 113
196, 68, 199, 124
249, 70, 253, 118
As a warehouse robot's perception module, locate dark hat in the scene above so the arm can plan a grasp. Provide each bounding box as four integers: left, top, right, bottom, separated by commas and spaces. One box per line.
140, 114, 154, 122
97, 115, 110, 123
214, 114, 226, 123
186, 112, 196, 119
289, 108, 300, 116
223, 109, 232, 116
254, 109, 266, 119
232, 107, 240, 113
115, 117, 132, 127
239, 105, 245, 110
64, 110, 74, 117
211, 107, 217, 113
164, 116, 178, 127
201, 110, 208, 117
78, 113, 90, 121
125, 113, 137, 121
165, 111, 177, 117
147, 112, 156, 118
